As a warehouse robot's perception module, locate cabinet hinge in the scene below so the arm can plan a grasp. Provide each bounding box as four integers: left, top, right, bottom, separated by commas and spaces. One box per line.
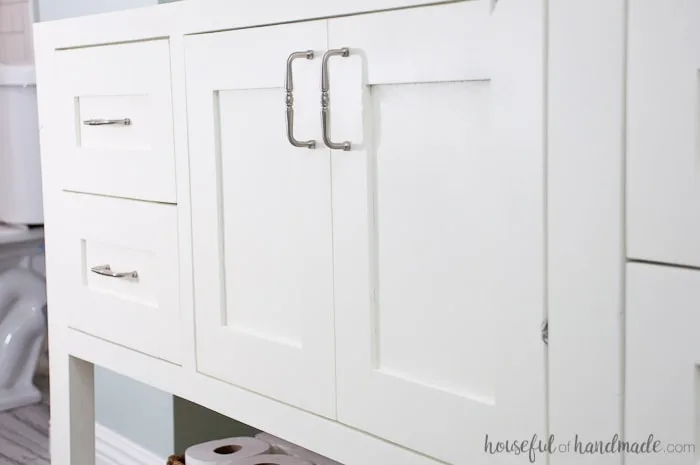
541, 319, 548, 345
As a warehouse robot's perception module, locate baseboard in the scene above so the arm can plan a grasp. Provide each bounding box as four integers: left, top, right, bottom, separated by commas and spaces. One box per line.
96, 422, 165, 465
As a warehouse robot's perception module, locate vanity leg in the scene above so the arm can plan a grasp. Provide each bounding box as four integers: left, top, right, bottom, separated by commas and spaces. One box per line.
50, 353, 95, 465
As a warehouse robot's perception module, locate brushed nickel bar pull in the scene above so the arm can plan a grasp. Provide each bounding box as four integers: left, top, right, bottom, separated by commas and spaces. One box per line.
90, 264, 138, 279
82, 118, 131, 126
285, 50, 316, 149
321, 47, 351, 151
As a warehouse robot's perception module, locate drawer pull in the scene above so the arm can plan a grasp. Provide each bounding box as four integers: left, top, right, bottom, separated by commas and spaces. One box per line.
90, 264, 138, 279
321, 47, 351, 151
83, 118, 132, 126
285, 50, 316, 149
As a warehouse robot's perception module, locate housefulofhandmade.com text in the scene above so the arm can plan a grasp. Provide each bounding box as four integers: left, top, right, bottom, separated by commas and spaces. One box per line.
484, 433, 695, 463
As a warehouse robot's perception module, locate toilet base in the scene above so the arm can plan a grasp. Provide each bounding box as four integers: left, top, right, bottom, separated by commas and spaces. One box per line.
0, 384, 42, 412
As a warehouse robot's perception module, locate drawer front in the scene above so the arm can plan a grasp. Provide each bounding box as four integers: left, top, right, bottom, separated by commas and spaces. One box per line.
54, 40, 176, 203
627, 0, 700, 266
57, 192, 181, 364
626, 263, 699, 464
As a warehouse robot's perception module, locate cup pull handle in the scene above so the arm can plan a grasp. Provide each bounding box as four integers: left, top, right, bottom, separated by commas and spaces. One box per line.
83, 118, 131, 126
285, 50, 316, 149
90, 264, 138, 279
321, 47, 351, 151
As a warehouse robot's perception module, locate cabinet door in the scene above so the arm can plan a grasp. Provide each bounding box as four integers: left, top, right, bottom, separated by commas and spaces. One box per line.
626, 263, 698, 465
329, 2, 546, 463
627, 0, 700, 266
185, 22, 336, 417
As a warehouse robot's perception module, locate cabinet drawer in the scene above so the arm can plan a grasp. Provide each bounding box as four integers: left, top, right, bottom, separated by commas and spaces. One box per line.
57, 192, 181, 364
627, 0, 700, 266
626, 263, 699, 463
54, 40, 176, 203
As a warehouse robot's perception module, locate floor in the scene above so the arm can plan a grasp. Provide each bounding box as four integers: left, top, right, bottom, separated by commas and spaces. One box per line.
0, 376, 50, 465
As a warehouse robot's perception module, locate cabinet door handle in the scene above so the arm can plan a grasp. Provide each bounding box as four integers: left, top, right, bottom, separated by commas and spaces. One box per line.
321, 47, 352, 151
82, 118, 132, 126
90, 264, 138, 279
285, 50, 316, 149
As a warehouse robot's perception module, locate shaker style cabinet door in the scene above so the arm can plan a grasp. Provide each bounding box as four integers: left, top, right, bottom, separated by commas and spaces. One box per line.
328, 1, 547, 463
627, 0, 700, 267
626, 263, 699, 465
185, 22, 337, 418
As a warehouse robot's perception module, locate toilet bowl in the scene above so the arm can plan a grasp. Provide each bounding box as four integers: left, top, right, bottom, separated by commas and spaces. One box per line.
0, 268, 46, 411
0, 226, 46, 412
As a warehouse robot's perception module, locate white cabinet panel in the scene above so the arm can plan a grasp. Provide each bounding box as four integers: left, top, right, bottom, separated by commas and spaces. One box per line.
56, 192, 181, 364
185, 21, 337, 418
627, 0, 700, 266
626, 263, 699, 465
329, 2, 546, 463
54, 40, 176, 203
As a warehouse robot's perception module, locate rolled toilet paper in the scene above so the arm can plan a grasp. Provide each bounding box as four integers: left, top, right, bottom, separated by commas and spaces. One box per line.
185, 437, 271, 465
234, 455, 313, 465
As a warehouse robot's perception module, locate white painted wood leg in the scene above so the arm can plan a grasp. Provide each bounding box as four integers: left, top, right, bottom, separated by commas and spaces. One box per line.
50, 352, 95, 465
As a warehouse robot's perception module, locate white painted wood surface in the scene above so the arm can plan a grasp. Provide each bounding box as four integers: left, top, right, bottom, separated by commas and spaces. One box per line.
54, 40, 176, 203
55, 192, 181, 364
627, 0, 700, 267
35, 20, 97, 465
67, 328, 443, 465
32, 0, 465, 49
330, 2, 545, 464
185, 20, 336, 418
626, 263, 698, 465
34, 1, 551, 464
547, 1, 625, 463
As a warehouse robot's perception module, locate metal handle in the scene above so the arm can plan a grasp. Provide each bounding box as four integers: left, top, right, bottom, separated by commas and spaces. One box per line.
90, 264, 138, 279
83, 118, 131, 126
321, 47, 351, 151
285, 51, 316, 149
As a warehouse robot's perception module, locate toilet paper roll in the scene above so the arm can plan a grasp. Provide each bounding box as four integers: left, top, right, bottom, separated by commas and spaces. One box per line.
185, 437, 271, 465
234, 455, 313, 465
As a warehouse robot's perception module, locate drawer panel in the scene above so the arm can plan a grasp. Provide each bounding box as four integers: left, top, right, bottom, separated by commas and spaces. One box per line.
57, 192, 181, 364
55, 40, 176, 203
627, 0, 700, 266
626, 263, 699, 464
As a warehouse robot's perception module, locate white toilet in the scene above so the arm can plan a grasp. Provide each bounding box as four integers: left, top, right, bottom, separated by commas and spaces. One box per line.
0, 55, 47, 411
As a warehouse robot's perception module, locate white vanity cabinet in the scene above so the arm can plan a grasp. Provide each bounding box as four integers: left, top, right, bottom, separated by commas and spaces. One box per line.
34, 1, 548, 464
627, 0, 700, 267
186, 2, 546, 463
